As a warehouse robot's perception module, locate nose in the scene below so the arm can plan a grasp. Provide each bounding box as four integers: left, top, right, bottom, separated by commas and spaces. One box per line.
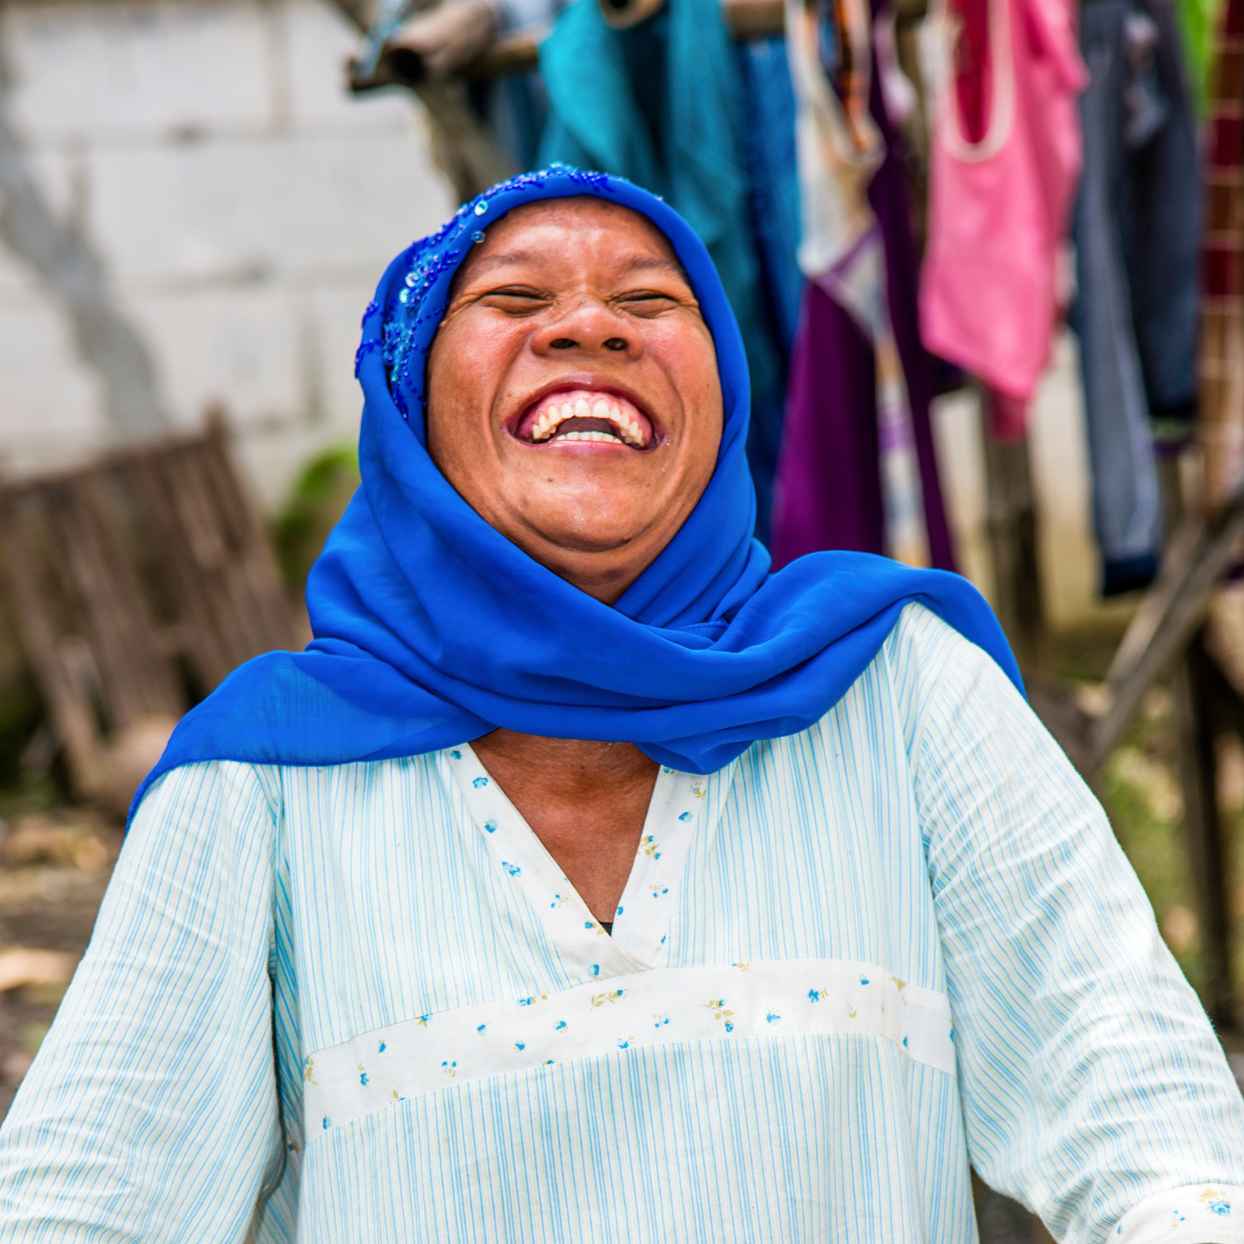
530, 297, 640, 359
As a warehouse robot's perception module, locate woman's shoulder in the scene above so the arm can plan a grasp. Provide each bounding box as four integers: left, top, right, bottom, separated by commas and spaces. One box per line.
858, 600, 1024, 758
131, 758, 284, 846
881, 599, 1015, 696
134, 751, 458, 837
882, 599, 984, 670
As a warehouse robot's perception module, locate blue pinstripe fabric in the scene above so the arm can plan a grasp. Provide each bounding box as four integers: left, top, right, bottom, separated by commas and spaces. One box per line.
1, 605, 1241, 1242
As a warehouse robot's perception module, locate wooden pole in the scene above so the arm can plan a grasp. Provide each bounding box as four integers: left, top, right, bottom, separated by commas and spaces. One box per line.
1171, 635, 1236, 1028
980, 412, 1044, 673
332, 0, 515, 201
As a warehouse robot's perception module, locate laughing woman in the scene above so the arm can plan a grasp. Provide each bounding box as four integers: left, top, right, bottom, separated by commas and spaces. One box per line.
0, 167, 1242, 1243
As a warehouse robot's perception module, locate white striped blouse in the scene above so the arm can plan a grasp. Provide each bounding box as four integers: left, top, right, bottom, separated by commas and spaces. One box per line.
0, 604, 1242, 1242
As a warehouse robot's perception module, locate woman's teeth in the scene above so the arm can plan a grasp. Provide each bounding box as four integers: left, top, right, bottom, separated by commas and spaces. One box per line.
527, 392, 649, 447
557, 429, 627, 443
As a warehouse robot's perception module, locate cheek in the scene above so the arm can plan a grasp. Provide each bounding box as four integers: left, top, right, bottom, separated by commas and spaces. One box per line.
655, 330, 722, 463
429, 322, 490, 407
686, 333, 724, 411
650, 319, 718, 395
426, 321, 513, 464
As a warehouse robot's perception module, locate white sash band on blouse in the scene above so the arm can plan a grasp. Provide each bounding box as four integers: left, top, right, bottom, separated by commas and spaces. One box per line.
304, 958, 956, 1134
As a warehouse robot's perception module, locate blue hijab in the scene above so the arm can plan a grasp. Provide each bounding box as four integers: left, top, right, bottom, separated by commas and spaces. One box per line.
129, 166, 1020, 824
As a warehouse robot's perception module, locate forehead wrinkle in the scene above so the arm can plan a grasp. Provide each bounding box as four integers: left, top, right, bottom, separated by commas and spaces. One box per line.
616, 254, 692, 282
458, 249, 541, 280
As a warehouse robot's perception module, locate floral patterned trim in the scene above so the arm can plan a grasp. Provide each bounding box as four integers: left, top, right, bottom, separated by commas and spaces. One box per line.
304, 958, 955, 1134
1111, 1182, 1242, 1242
442, 744, 723, 977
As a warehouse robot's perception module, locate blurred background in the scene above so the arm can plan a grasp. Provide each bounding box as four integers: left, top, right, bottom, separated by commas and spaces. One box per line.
0, 0, 1240, 1235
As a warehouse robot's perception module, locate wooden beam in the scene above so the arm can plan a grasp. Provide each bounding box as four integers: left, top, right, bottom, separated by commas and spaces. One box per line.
1086, 483, 1244, 771
327, 0, 515, 201
1172, 633, 1237, 1029
0, 413, 298, 802
0, 492, 102, 794
1197, 644, 1244, 1030
0, 424, 228, 498
347, 0, 785, 89
346, 30, 545, 87
981, 417, 1044, 672
1031, 483, 1244, 779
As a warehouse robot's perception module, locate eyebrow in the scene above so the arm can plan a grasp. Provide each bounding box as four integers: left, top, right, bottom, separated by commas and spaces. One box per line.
463, 250, 689, 282
616, 255, 688, 277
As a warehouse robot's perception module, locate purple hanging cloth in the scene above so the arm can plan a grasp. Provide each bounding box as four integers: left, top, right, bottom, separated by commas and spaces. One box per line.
770, 11, 956, 572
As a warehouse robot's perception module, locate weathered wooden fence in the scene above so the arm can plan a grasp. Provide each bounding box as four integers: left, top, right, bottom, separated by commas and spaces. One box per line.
0, 409, 298, 803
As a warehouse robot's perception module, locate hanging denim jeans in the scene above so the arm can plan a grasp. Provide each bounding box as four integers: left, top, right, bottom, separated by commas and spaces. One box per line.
1071, 0, 1202, 595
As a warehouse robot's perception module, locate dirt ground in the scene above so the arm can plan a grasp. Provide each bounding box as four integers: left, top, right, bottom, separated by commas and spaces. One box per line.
0, 805, 119, 1118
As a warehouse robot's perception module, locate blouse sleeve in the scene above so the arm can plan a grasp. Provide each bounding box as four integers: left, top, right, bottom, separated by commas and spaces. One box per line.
891, 604, 1244, 1244
0, 761, 287, 1242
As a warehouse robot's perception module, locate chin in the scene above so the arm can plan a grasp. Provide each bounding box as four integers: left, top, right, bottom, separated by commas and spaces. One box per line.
530, 520, 642, 557
509, 502, 639, 552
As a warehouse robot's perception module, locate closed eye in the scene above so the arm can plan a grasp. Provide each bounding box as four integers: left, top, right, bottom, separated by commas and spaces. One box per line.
615, 290, 686, 315
481, 287, 551, 311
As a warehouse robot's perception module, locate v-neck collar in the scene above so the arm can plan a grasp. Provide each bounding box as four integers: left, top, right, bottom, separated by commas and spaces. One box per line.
442, 743, 721, 979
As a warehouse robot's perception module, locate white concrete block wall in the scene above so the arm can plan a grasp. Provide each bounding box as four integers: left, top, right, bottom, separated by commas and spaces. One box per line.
3, 1, 274, 141
86, 132, 451, 285
0, 0, 453, 506
122, 284, 305, 433
0, 301, 107, 454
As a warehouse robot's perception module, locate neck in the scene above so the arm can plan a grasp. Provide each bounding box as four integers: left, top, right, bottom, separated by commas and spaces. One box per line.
471, 729, 657, 794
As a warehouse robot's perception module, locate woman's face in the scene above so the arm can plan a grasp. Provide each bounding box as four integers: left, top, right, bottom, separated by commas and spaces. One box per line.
426, 198, 723, 602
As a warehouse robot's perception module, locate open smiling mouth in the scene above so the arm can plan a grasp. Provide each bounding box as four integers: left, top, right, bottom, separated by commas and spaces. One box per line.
512, 388, 657, 450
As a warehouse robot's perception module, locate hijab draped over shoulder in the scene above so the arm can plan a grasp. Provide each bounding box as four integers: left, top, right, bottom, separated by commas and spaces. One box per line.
129, 166, 1020, 823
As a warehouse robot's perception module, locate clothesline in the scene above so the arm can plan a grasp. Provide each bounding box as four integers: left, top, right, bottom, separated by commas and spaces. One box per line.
348, 0, 786, 87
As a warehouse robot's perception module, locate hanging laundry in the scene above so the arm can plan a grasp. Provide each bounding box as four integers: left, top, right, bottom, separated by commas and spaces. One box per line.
1200, 0, 1244, 511
877, 2, 932, 245
736, 36, 806, 355
774, 283, 887, 561
537, 0, 795, 543
771, 0, 956, 569
1071, 0, 1201, 595
919, 0, 1085, 433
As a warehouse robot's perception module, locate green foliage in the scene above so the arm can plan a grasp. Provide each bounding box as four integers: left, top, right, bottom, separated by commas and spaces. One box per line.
272, 444, 361, 593
1100, 729, 1206, 994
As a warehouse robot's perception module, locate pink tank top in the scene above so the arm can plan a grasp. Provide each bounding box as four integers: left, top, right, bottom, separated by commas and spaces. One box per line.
919, 0, 1086, 418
